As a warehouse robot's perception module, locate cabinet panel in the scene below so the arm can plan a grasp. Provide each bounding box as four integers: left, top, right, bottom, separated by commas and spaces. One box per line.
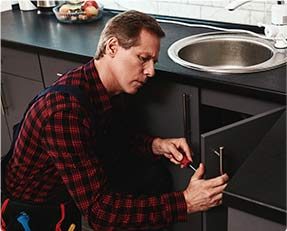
224, 109, 286, 225
201, 106, 285, 179
39, 54, 85, 87
201, 88, 281, 115
1, 73, 44, 134
131, 78, 200, 149
1, 47, 42, 82
228, 208, 286, 231
200, 106, 285, 231
1, 106, 11, 156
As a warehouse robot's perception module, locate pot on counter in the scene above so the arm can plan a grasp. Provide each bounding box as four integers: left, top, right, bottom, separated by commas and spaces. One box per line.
36, 0, 58, 15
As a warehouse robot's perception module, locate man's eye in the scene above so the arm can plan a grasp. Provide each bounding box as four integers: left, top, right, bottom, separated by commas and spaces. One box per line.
138, 55, 149, 63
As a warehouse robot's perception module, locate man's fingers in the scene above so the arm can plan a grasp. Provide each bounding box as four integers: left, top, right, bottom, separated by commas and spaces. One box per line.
191, 163, 205, 180
165, 152, 182, 165
169, 157, 181, 165
210, 183, 228, 195
207, 193, 223, 209
178, 138, 192, 162
169, 144, 184, 162
207, 184, 227, 202
210, 199, 223, 208
212, 192, 223, 202
206, 173, 229, 187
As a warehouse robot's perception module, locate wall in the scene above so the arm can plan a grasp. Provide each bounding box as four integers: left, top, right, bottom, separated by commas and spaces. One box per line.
100, 0, 274, 26
1, 0, 12, 12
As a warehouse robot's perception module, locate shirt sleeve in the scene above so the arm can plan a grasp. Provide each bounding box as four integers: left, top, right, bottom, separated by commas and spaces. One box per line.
42, 105, 187, 230
129, 133, 155, 157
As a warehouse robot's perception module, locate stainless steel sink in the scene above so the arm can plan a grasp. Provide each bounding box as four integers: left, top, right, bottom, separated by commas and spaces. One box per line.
168, 32, 287, 74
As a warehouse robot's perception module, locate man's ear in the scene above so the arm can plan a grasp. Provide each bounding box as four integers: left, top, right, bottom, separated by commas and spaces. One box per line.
105, 37, 119, 57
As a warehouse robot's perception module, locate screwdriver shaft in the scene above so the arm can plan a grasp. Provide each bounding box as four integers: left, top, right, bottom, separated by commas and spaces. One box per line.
188, 164, 196, 171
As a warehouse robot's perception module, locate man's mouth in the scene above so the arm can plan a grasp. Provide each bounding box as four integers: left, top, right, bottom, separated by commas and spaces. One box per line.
137, 81, 145, 87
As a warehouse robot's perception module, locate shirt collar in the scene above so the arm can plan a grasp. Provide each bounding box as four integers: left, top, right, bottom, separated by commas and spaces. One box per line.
83, 59, 112, 114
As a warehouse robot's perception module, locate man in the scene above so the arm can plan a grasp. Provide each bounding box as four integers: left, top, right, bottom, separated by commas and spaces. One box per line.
2, 10, 228, 230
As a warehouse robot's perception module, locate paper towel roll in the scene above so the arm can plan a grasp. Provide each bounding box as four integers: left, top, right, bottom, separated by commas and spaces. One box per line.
18, 0, 37, 11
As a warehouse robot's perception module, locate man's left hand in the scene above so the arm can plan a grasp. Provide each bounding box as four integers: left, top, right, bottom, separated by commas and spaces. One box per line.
152, 137, 192, 167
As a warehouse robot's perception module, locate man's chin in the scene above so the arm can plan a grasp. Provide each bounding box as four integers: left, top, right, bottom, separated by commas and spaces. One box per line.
128, 89, 139, 95
126, 86, 141, 95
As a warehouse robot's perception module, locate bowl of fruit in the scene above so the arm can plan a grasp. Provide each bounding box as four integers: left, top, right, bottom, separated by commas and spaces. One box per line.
53, 0, 103, 23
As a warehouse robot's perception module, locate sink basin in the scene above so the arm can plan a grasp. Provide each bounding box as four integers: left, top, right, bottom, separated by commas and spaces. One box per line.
168, 32, 287, 74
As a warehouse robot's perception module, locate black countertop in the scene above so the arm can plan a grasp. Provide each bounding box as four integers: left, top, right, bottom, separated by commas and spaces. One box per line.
1, 9, 286, 103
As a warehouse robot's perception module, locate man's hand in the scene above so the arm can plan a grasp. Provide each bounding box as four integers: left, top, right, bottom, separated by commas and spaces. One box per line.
183, 163, 228, 213
152, 137, 192, 166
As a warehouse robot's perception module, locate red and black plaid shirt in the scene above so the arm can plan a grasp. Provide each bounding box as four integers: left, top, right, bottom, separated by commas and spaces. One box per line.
5, 59, 187, 230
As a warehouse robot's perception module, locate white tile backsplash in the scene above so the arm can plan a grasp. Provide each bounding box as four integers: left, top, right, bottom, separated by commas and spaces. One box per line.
201, 5, 251, 24
100, 0, 273, 26
250, 9, 271, 25
193, 0, 230, 7
157, 2, 201, 18
250, 10, 266, 25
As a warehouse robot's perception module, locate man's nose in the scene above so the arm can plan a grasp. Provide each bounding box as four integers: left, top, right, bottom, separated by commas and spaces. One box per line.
144, 60, 155, 78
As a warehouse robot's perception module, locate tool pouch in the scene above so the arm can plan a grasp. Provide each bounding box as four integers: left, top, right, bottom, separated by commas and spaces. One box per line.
1, 195, 81, 231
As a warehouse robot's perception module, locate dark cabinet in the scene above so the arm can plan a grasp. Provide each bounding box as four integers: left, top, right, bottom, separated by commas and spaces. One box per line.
224, 108, 286, 231
1, 47, 42, 82
227, 208, 286, 231
1, 105, 11, 155
201, 88, 281, 115
199, 89, 284, 231
39, 54, 86, 87
1, 47, 44, 153
1, 73, 44, 142
200, 105, 285, 231
201, 106, 285, 179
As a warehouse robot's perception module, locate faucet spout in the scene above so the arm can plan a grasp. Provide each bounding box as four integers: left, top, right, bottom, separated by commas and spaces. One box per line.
226, 0, 283, 11
226, 0, 252, 11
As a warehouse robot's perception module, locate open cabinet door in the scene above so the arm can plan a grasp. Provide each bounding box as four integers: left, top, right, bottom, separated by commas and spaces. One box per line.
224, 109, 286, 226
200, 106, 285, 231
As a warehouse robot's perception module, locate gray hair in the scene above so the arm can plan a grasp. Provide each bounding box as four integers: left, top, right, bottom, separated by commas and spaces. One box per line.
95, 10, 165, 60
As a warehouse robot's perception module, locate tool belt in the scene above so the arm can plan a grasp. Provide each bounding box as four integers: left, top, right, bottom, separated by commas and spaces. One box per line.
1, 194, 81, 231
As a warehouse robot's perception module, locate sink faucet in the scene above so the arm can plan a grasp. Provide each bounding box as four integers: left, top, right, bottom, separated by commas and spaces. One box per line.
226, 0, 287, 48
226, 0, 252, 11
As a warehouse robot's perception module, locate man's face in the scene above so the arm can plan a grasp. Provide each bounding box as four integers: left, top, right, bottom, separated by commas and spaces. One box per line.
112, 29, 160, 94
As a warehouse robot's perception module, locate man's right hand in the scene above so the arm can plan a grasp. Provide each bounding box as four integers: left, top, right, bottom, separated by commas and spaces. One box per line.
183, 163, 229, 213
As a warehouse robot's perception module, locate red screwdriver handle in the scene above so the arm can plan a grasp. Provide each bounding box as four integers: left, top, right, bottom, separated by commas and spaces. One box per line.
181, 155, 191, 167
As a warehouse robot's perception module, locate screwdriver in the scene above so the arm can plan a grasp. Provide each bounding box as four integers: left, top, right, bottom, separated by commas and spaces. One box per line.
17, 212, 31, 231
181, 155, 197, 171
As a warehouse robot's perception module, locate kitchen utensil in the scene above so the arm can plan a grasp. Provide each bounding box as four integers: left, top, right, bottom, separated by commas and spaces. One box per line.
37, 0, 57, 14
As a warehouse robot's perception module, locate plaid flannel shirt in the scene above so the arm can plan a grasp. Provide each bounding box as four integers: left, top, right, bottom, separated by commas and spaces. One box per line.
5, 59, 187, 230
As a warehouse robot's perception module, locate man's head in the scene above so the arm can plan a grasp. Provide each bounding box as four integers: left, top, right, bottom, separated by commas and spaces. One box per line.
94, 10, 165, 95
95, 10, 165, 60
